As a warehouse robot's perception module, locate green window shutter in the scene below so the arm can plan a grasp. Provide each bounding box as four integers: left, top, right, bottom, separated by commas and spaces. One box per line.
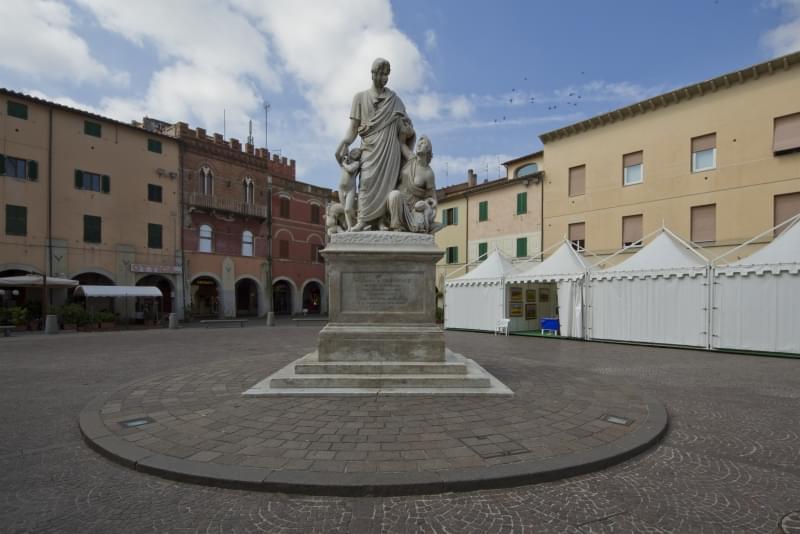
453, 207, 459, 225
27, 160, 38, 180
75, 170, 83, 189
517, 192, 527, 214
0, 154, 5, 175
148, 223, 163, 249
478, 201, 488, 221
101, 175, 110, 193
84, 215, 102, 243
6, 205, 27, 236
84, 120, 102, 137
7, 101, 28, 120
516, 237, 527, 257
454, 247, 459, 263
478, 242, 487, 260
147, 138, 162, 153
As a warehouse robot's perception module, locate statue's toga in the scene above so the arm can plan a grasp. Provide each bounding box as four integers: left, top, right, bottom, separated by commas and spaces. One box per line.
336, 58, 413, 231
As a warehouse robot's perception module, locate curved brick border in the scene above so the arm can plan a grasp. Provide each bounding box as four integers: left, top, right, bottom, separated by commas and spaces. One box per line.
79, 375, 668, 497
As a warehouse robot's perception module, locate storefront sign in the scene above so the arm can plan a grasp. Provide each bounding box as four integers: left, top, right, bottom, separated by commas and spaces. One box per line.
130, 264, 182, 274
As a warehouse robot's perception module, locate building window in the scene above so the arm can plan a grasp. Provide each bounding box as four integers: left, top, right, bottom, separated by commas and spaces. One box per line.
199, 224, 213, 252
622, 214, 643, 247
310, 204, 321, 224
478, 201, 488, 222
569, 222, 585, 250
773, 112, 800, 155
7, 101, 28, 120
1, 154, 37, 180
442, 207, 458, 226
84, 120, 102, 138
5, 205, 27, 236
278, 239, 290, 259
242, 230, 254, 256
310, 243, 323, 262
478, 242, 488, 261
200, 165, 213, 195
279, 197, 290, 218
148, 223, 163, 249
75, 169, 110, 193
691, 133, 716, 172
446, 246, 459, 264
569, 165, 585, 197
623, 151, 644, 186
515, 163, 538, 179
516, 192, 528, 215
774, 192, 800, 236
515, 237, 527, 258
83, 215, 102, 243
147, 184, 162, 202
147, 138, 162, 154
691, 204, 716, 243
243, 177, 254, 204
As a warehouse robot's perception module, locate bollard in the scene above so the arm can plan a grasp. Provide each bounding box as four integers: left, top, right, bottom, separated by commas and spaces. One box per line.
44, 314, 59, 335
168, 313, 178, 329
266, 311, 275, 326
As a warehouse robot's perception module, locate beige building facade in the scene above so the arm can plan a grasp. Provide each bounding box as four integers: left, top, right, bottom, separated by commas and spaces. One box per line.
1, 89, 183, 315
539, 52, 800, 265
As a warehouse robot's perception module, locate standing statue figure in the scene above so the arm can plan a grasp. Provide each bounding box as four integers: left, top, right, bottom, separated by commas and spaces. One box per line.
335, 58, 415, 231
387, 136, 443, 234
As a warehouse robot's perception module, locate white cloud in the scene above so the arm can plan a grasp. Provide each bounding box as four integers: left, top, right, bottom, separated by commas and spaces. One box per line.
24, 90, 104, 115
425, 29, 437, 51
762, 0, 800, 55
447, 95, 474, 119
0, 0, 128, 86
410, 93, 443, 120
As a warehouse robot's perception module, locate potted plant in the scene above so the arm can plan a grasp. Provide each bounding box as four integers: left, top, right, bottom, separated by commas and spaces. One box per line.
11, 306, 29, 331
0, 307, 11, 326
97, 311, 116, 329
59, 303, 83, 331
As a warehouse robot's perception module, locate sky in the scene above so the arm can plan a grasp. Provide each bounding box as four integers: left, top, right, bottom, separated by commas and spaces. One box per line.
1, 0, 799, 191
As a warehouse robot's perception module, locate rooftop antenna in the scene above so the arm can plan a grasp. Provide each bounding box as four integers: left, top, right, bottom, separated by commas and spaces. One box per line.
263, 102, 271, 151
247, 120, 254, 146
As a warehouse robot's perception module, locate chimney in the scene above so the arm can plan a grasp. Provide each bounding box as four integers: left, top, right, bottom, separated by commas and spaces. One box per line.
213, 133, 224, 144
196, 127, 206, 139
230, 138, 241, 151
467, 169, 477, 187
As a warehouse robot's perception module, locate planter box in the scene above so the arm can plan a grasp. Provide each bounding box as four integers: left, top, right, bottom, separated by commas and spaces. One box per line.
62, 323, 77, 331
14, 324, 28, 332
99, 322, 115, 330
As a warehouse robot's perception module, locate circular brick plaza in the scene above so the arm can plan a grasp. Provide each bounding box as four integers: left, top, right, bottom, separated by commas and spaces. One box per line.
80, 344, 667, 496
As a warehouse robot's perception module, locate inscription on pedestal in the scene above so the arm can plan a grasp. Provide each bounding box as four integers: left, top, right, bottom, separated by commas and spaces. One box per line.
341, 272, 421, 313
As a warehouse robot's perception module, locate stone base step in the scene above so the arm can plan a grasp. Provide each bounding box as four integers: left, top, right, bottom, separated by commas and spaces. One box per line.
270, 374, 491, 389
295, 362, 468, 375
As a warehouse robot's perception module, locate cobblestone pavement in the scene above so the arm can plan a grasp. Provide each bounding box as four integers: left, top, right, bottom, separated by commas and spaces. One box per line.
1, 324, 799, 532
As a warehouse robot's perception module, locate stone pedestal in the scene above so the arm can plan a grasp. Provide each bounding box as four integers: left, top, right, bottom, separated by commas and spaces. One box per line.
244, 232, 512, 396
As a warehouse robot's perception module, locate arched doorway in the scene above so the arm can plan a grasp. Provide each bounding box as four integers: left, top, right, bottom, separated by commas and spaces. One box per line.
302, 281, 322, 314
235, 278, 259, 317
136, 275, 173, 314
273, 280, 293, 315
71, 272, 115, 314
191, 276, 219, 317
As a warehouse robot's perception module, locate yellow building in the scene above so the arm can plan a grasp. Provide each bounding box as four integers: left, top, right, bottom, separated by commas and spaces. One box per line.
539, 51, 800, 265
1, 90, 182, 316
434, 180, 469, 293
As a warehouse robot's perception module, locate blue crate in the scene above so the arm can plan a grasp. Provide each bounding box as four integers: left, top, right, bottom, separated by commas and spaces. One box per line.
540, 317, 560, 335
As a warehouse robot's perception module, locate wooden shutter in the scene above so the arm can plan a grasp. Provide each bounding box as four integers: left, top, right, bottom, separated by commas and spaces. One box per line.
101, 175, 110, 193
6, 205, 27, 236
774, 192, 800, 235
0, 154, 5, 175
622, 215, 643, 246
623, 151, 643, 167
569, 222, 585, 241
279, 239, 289, 258
84, 215, 101, 243
478, 242, 487, 260
280, 197, 290, 218
148, 223, 162, 249
516, 237, 527, 257
691, 204, 716, 243
773, 112, 800, 154
479, 201, 488, 221
453, 207, 459, 225
7, 101, 28, 119
517, 192, 527, 214
148, 139, 162, 153
75, 170, 83, 188
27, 160, 38, 180
569, 165, 585, 196
691, 133, 716, 152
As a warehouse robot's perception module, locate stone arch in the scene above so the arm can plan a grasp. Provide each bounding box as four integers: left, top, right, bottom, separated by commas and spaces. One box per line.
190, 272, 222, 318
234, 275, 264, 317
274, 228, 294, 241
300, 278, 326, 315
70, 267, 116, 284
0, 263, 42, 275
272, 276, 297, 315
135, 274, 175, 315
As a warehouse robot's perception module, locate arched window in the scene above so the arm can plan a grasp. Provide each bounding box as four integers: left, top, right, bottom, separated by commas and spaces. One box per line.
199, 224, 213, 252
243, 177, 254, 204
515, 163, 539, 179
242, 230, 254, 256
200, 165, 213, 195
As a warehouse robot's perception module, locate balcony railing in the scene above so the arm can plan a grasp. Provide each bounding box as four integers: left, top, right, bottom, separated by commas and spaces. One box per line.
184, 192, 268, 219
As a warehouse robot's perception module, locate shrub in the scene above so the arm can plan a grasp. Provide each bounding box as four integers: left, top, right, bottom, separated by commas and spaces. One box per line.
96, 311, 116, 323
0, 307, 10, 325
58, 303, 87, 325
10, 306, 29, 326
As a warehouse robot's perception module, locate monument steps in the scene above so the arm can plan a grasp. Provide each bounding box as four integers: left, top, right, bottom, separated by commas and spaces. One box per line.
270, 374, 491, 389
294, 362, 469, 375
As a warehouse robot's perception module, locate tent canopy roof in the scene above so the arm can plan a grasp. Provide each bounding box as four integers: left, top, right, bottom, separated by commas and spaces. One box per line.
445, 250, 520, 286
0, 275, 78, 288
75, 285, 162, 298
717, 219, 800, 276
592, 230, 708, 280
508, 241, 591, 283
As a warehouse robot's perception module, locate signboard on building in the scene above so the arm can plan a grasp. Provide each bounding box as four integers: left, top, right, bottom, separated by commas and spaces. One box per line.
130, 264, 182, 274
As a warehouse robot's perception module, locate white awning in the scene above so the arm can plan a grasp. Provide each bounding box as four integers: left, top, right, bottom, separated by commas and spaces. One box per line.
445, 250, 521, 287
0, 275, 79, 288
592, 230, 708, 280
75, 285, 163, 298
508, 241, 592, 283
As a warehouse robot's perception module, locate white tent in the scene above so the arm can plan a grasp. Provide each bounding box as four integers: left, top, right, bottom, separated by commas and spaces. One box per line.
588, 230, 710, 347
444, 250, 519, 331
507, 241, 592, 337
712, 219, 800, 354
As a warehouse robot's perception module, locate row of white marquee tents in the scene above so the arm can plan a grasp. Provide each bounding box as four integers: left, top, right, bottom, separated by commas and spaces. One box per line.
444, 214, 800, 355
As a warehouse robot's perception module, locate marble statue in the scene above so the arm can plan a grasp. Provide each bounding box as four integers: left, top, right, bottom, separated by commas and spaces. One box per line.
336, 57, 435, 233
387, 136, 443, 233
337, 148, 361, 230
325, 202, 347, 236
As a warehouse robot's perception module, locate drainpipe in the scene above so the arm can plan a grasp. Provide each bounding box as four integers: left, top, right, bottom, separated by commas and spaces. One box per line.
178, 138, 186, 319
44, 107, 53, 320
266, 184, 273, 314
540, 172, 544, 257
